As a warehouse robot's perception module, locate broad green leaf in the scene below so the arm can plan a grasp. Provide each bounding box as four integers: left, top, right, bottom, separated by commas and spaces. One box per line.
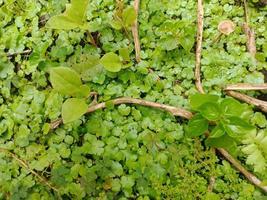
186, 114, 209, 137
210, 124, 225, 138
178, 34, 194, 53
220, 98, 245, 117
62, 98, 88, 123
100, 52, 122, 72
50, 67, 90, 97
199, 102, 221, 121
222, 117, 256, 138
110, 20, 123, 30
119, 48, 131, 62
46, 0, 89, 30
189, 94, 220, 111
122, 7, 137, 27
121, 176, 135, 189
205, 134, 237, 155
72, 56, 104, 81
158, 36, 179, 51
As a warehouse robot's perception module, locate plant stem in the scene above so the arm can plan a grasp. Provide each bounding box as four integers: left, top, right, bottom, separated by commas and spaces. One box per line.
7, 49, 32, 57
195, 0, 205, 94
50, 97, 193, 129
217, 148, 267, 192
132, 0, 141, 63
243, 0, 256, 57
224, 83, 267, 91
0, 148, 59, 193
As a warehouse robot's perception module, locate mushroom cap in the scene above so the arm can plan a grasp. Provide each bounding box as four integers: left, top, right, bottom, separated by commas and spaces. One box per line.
218, 20, 235, 35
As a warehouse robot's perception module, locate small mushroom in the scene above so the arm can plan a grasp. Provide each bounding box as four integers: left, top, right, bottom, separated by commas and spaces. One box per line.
212, 20, 236, 44
218, 20, 235, 35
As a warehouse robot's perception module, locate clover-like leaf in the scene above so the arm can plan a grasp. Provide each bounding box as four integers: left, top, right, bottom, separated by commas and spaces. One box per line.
62, 98, 88, 123
100, 52, 122, 72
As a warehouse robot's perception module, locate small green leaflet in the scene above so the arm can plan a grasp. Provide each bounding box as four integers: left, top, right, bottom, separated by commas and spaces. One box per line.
199, 102, 221, 121
205, 134, 238, 155
222, 117, 256, 138
189, 94, 220, 111
210, 124, 225, 138
186, 114, 209, 137
62, 98, 88, 123
71, 55, 104, 81
122, 7, 137, 27
100, 52, 123, 72
110, 6, 137, 30
46, 0, 89, 30
50, 67, 90, 98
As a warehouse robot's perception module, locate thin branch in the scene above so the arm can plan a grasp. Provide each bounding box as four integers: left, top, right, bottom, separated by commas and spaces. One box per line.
226, 90, 267, 113
50, 97, 193, 129
217, 148, 267, 193
224, 83, 267, 91
243, 0, 249, 24
0, 148, 59, 193
208, 176, 216, 192
132, 0, 141, 63
243, 0, 256, 57
195, 0, 205, 94
7, 49, 32, 57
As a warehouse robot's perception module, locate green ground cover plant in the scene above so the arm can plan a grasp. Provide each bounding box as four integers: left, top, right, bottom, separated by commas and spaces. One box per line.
0, 0, 267, 199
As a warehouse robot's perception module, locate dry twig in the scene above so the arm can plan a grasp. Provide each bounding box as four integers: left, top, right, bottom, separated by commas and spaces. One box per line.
243, 0, 257, 57
132, 0, 141, 63
226, 90, 267, 113
50, 97, 193, 129
208, 176, 216, 192
224, 83, 267, 91
217, 148, 267, 192
0, 148, 58, 193
195, 0, 205, 93
7, 49, 32, 58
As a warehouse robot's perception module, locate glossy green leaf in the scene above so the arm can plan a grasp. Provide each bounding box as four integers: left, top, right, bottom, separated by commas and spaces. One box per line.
46, 0, 89, 30
158, 36, 178, 51
62, 98, 88, 123
100, 52, 122, 72
122, 7, 137, 27
222, 117, 256, 138
119, 48, 131, 62
205, 134, 237, 154
186, 114, 209, 137
72, 56, 104, 82
220, 98, 245, 117
50, 67, 90, 97
210, 124, 225, 138
199, 102, 221, 121
178, 34, 194, 53
189, 94, 220, 111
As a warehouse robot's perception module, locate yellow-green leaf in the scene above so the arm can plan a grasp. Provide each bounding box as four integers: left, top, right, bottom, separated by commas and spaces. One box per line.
46, 0, 89, 30
62, 98, 88, 123
100, 52, 122, 72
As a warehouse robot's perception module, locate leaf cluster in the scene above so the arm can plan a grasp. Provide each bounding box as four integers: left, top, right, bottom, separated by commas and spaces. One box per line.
187, 94, 256, 153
